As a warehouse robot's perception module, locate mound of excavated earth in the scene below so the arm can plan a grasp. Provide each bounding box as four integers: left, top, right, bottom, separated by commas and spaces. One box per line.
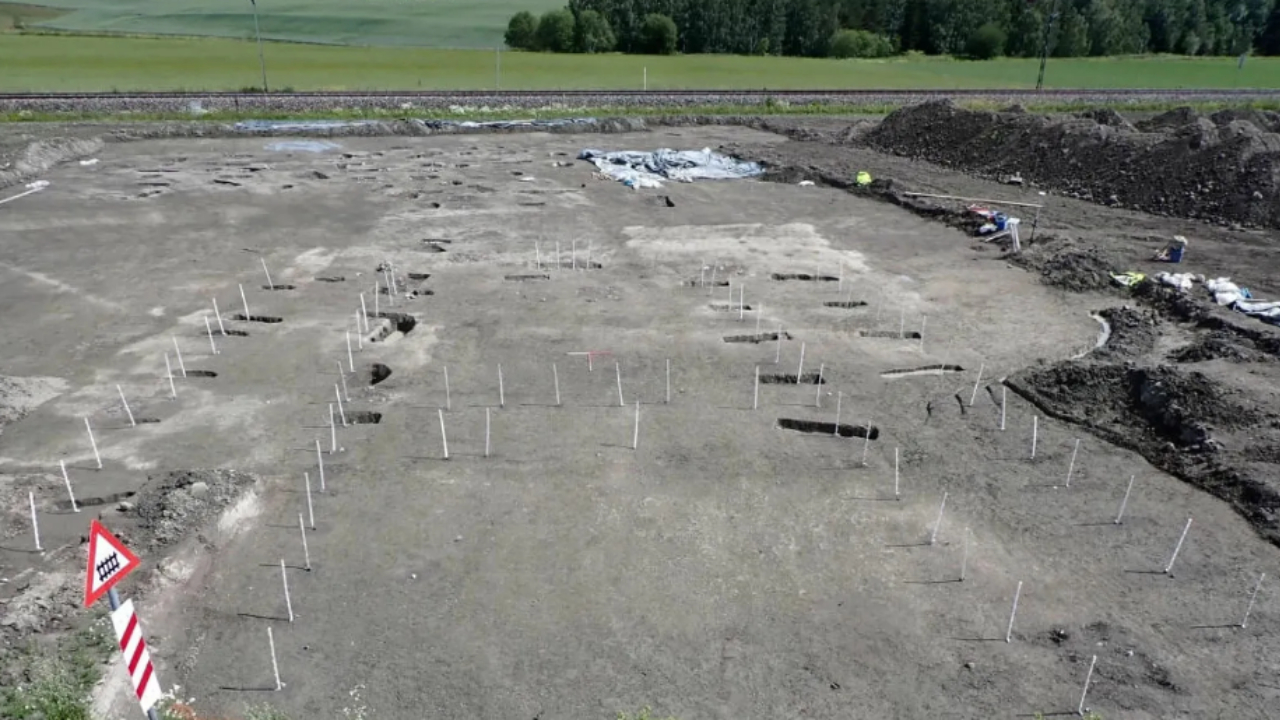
862, 100, 1280, 229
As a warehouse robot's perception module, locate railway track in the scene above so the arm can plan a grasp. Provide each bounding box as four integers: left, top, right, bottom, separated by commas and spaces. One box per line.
0, 88, 1273, 100
2, 87, 1270, 116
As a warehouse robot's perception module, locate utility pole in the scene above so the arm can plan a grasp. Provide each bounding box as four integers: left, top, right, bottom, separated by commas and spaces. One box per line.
1035, 0, 1061, 91
252, 0, 270, 92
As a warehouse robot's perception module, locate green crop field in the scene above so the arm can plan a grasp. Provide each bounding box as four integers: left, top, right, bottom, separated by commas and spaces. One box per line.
3, 34, 1279, 93
10, 0, 563, 48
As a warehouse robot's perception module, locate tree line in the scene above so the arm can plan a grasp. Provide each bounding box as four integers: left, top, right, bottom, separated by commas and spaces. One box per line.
505, 0, 1280, 59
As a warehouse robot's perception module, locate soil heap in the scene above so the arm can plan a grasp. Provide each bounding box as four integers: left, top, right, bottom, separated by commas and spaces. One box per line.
862, 100, 1280, 229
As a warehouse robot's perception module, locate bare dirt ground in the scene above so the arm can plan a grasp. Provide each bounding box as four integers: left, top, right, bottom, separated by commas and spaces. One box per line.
2, 118, 1279, 720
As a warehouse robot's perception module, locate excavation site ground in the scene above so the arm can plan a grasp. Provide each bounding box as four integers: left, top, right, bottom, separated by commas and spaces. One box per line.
2, 112, 1280, 719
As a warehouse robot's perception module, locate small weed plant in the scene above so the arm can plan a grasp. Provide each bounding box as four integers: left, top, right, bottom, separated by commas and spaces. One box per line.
617, 707, 679, 720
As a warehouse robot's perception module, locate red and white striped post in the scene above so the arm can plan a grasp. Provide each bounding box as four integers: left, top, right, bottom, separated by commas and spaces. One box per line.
109, 593, 163, 719
85, 520, 155, 719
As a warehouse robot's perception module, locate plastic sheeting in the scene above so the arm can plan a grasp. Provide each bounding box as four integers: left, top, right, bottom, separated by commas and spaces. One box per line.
1156, 272, 1198, 292
0, 180, 49, 207
1206, 277, 1250, 306
413, 117, 599, 130
1203, 278, 1278, 326
1235, 299, 1280, 325
579, 148, 764, 189
236, 119, 379, 133
1157, 275, 1280, 327
265, 140, 343, 153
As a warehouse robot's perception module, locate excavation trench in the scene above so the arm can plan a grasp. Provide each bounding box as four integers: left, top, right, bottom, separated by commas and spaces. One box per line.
315, 276, 345, 283
724, 331, 794, 344
859, 330, 923, 340
370, 363, 393, 385
778, 418, 880, 439
232, 314, 283, 324
761, 373, 826, 385
825, 301, 868, 308
506, 274, 551, 281
709, 303, 755, 312
685, 279, 731, 287
54, 489, 135, 513
773, 273, 839, 282
881, 364, 965, 378
346, 410, 383, 425
369, 312, 417, 342
550, 261, 604, 270
186, 370, 218, 378
262, 284, 297, 291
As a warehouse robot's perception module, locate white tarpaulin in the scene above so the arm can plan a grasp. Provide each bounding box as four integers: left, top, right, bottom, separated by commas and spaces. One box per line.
579, 148, 764, 189
1175, 276, 1280, 327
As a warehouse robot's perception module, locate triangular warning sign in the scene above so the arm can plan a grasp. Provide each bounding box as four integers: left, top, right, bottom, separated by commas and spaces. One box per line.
84, 519, 141, 607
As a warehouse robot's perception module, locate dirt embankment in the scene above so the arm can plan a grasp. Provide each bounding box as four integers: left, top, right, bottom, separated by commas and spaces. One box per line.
1, 468, 257, 689
1008, 357, 1280, 546
721, 109, 1280, 548
860, 100, 1280, 230
0, 136, 102, 190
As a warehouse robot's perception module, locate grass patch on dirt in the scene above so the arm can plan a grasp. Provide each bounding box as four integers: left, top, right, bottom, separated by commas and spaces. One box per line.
0, 615, 112, 720
617, 708, 678, 720
160, 700, 293, 720
3, 34, 1280, 92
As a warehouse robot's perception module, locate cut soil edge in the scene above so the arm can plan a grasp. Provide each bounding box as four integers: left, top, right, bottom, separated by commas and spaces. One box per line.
370, 363, 392, 385
761, 373, 826, 385
346, 410, 383, 425
881, 364, 965, 378
231, 314, 283, 324
724, 331, 794, 344
777, 418, 879, 440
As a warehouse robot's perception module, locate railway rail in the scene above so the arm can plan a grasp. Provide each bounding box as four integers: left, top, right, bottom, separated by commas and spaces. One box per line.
2, 87, 1271, 117
0, 88, 1273, 100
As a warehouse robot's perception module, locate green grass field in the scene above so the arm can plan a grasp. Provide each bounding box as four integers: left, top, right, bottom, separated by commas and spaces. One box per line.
9, 0, 562, 48
4, 34, 1280, 92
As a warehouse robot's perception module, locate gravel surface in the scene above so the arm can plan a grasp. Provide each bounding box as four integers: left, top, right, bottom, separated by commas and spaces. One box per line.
2, 110, 1280, 720
2, 88, 1277, 116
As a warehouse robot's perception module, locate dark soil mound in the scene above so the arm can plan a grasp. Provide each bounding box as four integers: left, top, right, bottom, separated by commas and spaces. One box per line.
1135, 107, 1201, 132
134, 469, 259, 548
1008, 362, 1280, 544
1006, 236, 1119, 292
1010, 363, 1255, 449
1078, 108, 1135, 130
1129, 280, 1209, 321
1037, 247, 1116, 291
1168, 333, 1265, 363
1210, 108, 1280, 133
1094, 306, 1159, 360
863, 100, 1280, 228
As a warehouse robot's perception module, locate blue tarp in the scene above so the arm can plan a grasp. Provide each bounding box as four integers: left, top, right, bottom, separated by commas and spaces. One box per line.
579, 148, 764, 188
